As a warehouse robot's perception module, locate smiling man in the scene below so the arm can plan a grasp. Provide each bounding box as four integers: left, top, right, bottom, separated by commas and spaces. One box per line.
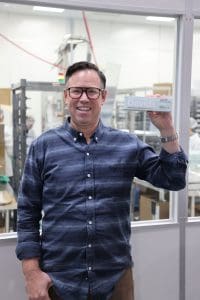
64, 64, 107, 143
16, 61, 187, 300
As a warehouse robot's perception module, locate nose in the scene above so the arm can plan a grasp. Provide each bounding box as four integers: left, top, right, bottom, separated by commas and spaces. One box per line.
79, 90, 89, 101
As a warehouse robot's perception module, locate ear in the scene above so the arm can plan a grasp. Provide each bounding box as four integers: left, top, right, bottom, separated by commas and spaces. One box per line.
101, 89, 107, 105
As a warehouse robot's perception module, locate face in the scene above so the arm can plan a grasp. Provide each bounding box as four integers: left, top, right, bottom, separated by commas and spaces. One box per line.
64, 69, 107, 131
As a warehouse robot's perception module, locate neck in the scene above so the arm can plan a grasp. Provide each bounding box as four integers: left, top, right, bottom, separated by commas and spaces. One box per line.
70, 119, 99, 143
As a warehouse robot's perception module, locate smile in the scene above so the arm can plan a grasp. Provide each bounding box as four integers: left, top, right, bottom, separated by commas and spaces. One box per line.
77, 107, 91, 111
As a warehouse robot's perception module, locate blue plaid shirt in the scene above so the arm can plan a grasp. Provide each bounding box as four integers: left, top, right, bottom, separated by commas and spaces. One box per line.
16, 120, 187, 300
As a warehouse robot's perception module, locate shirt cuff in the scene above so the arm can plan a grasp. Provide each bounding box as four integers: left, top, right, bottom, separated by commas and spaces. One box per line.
16, 242, 41, 260
160, 146, 188, 163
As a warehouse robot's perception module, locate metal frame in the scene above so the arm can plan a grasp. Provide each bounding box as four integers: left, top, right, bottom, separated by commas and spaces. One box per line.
11, 79, 64, 195
175, 11, 194, 300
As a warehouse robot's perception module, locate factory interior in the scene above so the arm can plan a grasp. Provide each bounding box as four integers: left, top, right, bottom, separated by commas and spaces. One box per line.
0, 1, 200, 299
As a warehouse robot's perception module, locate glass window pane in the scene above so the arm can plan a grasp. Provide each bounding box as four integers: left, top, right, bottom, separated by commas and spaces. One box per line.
0, 3, 178, 232
189, 18, 200, 218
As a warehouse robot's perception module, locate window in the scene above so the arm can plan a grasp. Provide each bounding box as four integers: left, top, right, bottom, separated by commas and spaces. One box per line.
0, 3, 178, 232
189, 18, 200, 218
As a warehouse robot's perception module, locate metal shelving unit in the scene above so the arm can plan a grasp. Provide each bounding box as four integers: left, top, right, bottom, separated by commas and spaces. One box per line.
11, 79, 65, 195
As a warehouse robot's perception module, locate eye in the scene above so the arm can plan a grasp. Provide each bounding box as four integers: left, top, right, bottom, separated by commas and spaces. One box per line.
71, 88, 82, 94
88, 88, 99, 95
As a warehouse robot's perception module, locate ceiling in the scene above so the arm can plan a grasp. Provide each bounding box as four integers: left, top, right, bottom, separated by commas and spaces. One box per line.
0, 2, 176, 26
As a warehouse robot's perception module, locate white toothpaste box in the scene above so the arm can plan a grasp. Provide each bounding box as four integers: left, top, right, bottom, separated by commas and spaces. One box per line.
124, 96, 172, 112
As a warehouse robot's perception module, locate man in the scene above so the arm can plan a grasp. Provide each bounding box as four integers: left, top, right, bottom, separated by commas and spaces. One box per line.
16, 61, 187, 300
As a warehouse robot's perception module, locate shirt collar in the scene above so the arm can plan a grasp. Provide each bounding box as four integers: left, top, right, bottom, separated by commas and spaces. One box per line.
64, 117, 104, 143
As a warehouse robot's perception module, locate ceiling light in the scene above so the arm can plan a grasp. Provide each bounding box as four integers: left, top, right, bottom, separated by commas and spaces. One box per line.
146, 16, 175, 22
33, 6, 64, 13
68, 38, 85, 44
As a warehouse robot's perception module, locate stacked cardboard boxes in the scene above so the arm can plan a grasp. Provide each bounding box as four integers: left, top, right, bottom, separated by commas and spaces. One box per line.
0, 88, 11, 106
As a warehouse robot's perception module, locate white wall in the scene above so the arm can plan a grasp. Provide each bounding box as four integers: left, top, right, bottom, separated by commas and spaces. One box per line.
132, 226, 180, 300
192, 26, 200, 93
0, 236, 26, 300
0, 227, 180, 300
0, 10, 175, 89
0, 8, 176, 132
1, 224, 199, 300
0, 12, 65, 86
186, 223, 200, 300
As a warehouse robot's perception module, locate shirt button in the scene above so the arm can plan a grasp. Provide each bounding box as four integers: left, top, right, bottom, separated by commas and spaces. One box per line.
86, 152, 90, 156
79, 132, 83, 136
87, 173, 91, 178
88, 266, 92, 271
88, 220, 92, 225
88, 244, 92, 248
95, 137, 98, 141
73, 137, 77, 141
85, 277, 88, 280
88, 196, 92, 200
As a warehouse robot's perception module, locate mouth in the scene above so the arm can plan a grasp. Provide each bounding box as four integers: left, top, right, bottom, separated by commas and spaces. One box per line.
77, 107, 91, 112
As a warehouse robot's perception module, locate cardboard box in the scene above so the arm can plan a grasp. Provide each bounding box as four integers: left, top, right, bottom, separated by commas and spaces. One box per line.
139, 195, 153, 220
159, 201, 169, 219
153, 83, 173, 96
0, 124, 5, 175
0, 88, 11, 106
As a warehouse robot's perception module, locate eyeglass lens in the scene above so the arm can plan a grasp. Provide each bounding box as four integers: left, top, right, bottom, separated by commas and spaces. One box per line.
68, 87, 101, 100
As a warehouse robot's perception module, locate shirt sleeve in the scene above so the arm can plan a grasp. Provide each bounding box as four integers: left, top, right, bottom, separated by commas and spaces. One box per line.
135, 141, 188, 191
16, 140, 43, 260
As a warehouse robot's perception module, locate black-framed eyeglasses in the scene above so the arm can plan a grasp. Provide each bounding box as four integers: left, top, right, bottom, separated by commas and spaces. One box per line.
66, 87, 104, 100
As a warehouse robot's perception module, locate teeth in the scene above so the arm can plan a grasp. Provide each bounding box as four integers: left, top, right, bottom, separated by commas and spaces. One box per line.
77, 107, 90, 111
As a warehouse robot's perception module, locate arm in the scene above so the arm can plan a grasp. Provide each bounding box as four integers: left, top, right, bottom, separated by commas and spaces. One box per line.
16, 141, 43, 260
134, 111, 188, 190
16, 141, 53, 299
135, 142, 187, 191
148, 111, 180, 153
22, 258, 52, 300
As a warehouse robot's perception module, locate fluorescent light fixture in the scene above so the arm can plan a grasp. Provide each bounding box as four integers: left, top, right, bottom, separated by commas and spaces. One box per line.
68, 39, 85, 44
146, 16, 175, 22
33, 6, 64, 13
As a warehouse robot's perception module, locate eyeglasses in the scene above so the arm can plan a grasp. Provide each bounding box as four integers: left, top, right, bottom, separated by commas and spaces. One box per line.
66, 87, 104, 100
